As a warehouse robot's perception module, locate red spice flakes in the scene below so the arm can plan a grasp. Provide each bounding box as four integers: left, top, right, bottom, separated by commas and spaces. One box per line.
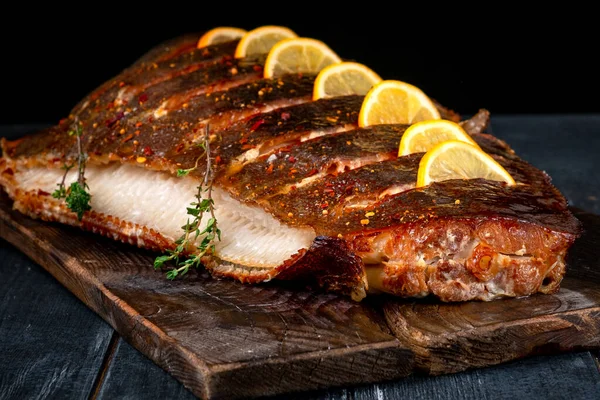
138, 93, 149, 104
323, 188, 335, 196
253, 65, 263, 72
135, 130, 141, 135
249, 119, 265, 131
288, 156, 297, 163
147, 116, 154, 123
239, 137, 248, 144
175, 143, 185, 153
135, 122, 143, 128
266, 164, 274, 174
143, 146, 154, 156
290, 185, 297, 191
119, 81, 126, 87
241, 144, 255, 150
37, 189, 50, 196
106, 111, 125, 127
215, 155, 222, 164
289, 168, 298, 174
307, 168, 318, 177
121, 134, 134, 143
280, 112, 290, 121
320, 201, 329, 209
2, 168, 14, 176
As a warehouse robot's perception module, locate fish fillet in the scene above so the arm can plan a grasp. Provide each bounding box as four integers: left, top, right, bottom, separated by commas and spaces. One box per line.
0, 34, 581, 302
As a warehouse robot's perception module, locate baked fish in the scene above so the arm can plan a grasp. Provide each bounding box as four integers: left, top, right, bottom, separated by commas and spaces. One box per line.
0, 34, 581, 302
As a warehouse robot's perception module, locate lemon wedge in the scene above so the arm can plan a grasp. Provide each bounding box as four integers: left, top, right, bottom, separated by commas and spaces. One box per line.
313, 61, 382, 100
358, 80, 440, 127
197, 27, 247, 48
398, 119, 480, 156
263, 37, 342, 79
234, 25, 298, 58
416, 140, 516, 188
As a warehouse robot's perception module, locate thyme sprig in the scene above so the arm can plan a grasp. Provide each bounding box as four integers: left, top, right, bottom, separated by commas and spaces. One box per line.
154, 125, 221, 279
52, 122, 92, 220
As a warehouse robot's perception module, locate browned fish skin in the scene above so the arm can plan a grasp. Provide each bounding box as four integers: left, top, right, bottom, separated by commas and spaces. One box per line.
215, 95, 363, 168
0, 33, 582, 302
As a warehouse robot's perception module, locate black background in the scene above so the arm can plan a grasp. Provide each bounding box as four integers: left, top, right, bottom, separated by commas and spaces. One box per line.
2, 7, 596, 125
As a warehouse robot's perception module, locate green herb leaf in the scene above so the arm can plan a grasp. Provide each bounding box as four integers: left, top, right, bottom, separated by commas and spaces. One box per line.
154, 255, 172, 269
153, 125, 221, 281
166, 269, 179, 279
65, 181, 92, 220
177, 168, 192, 177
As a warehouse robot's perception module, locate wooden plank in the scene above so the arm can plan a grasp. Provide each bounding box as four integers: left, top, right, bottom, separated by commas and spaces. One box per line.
0, 192, 411, 400
96, 338, 197, 400
351, 351, 600, 400
0, 239, 114, 400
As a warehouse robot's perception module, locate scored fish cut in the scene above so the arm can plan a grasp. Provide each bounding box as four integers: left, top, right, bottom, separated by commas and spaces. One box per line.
0, 34, 582, 302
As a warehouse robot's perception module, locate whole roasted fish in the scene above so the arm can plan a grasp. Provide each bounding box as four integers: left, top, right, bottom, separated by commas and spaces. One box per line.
0, 35, 581, 302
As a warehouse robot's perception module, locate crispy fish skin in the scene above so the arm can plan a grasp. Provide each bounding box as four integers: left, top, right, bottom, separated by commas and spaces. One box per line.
0, 36, 582, 302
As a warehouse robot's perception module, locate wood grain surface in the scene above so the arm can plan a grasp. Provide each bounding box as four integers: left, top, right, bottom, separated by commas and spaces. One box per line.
1, 191, 599, 400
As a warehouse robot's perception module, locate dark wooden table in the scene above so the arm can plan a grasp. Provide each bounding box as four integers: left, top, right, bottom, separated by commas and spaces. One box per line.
1, 115, 600, 399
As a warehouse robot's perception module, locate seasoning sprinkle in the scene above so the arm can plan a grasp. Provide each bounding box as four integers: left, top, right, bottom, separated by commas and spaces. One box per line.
360, 219, 370, 225
365, 211, 375, 217
136, 156, 147, 163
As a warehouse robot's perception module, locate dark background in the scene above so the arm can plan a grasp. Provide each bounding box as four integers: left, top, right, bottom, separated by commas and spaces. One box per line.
2, 9, 596, 125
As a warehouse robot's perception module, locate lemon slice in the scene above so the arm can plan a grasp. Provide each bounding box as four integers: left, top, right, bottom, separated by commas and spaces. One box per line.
234, 25, 298, 58
398, 119, 480, 156
358, 80, 441, 127
197, 27, 247, 48
416, 140, 516, 188
263, 37, 342, 79
313, 62, 382, 100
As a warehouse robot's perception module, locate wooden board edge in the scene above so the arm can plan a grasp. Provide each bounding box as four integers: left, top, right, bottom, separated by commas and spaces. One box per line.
384, 302, 600, 376
206, 340, 412, 399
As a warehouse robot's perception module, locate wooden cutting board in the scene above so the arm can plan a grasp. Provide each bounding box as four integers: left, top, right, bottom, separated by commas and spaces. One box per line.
1, 192, 599, 400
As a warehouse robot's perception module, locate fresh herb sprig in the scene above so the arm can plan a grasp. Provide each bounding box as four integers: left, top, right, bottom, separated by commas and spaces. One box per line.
154, 125, 221, 279
52, 123, 92, 220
